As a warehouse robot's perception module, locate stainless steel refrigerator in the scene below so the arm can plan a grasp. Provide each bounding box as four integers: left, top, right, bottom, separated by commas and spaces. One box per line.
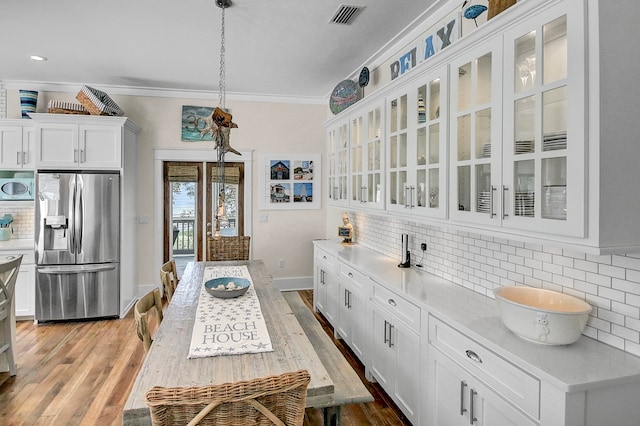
35, 171, 120, 321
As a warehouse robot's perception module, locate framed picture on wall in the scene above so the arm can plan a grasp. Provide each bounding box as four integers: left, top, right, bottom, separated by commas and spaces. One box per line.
259, 153, 321, 210
181, 105, 215, 142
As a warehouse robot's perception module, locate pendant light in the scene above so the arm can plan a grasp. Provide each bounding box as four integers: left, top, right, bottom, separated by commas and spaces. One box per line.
212, 0, 240, 239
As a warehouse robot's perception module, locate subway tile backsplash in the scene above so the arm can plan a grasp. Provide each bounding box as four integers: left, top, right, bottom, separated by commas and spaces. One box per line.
0, 205, 34, 239
351, 212, 640, 357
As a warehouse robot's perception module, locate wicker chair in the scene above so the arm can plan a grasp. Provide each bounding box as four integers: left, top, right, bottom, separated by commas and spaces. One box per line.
207, 236, 250, 261
160, 260, 179, 302
0, 255, 23, 376
145, 369, 310, 426
135, 288, 164, 353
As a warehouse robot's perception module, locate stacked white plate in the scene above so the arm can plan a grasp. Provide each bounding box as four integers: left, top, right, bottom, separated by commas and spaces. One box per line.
542, 186, 566, 220
480, 143, 491, 158
477, 191, 492, 213
514, 192, 534, 217
543, 131, 567, 151
515, 140, 535, 154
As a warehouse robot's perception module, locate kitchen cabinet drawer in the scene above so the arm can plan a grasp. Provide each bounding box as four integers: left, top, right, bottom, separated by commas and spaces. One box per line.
429, 315, 540, 419
372, 281, 420, 333
338, 261, 367, 291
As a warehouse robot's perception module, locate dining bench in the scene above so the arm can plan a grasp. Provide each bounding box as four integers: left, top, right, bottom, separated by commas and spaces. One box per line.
282, 291, 374, 426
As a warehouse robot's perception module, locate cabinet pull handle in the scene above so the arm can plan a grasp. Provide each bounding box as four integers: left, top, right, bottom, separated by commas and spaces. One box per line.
347, 290, 352, 309
74, 149, 78, 162
388, 298, 397, 307
23, 151, 28, 165
383, 320, 389, 345
348, 272, 353, 278
404, 186, 410, 208
81, 149, 86, 163
361, 186, 367, 203
465, 350, 483, 363
320, 270, 325, 285
16, 152, 20, 165
489, 185, 497, 218
388, 323, 394, 347
344, 289, 349, 307
410, 186, 415, 208
322, 255, 327, 260
502, 185, 509, 219
469, 389, 477, 424
460, 381, 468, 415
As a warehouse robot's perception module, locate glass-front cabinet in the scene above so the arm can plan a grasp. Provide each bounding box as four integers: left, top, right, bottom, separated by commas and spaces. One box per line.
327, 118, 350, 206
387, 67, 447, 218
349, 100, 385, 210
449, 38, 503, 226
502, 2, 584, 237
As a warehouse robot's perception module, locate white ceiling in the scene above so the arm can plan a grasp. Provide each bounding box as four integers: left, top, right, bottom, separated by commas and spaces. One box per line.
1, 0, 440, 101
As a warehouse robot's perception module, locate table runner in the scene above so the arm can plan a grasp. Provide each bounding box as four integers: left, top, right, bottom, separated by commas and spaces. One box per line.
188, 265, 273, 358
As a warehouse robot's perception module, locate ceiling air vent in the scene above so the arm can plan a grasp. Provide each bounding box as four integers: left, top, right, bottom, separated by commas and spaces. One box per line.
329, 4, 365, 25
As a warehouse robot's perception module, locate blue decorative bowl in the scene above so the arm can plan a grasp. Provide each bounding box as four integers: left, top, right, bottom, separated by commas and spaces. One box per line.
204, 277, 250, 299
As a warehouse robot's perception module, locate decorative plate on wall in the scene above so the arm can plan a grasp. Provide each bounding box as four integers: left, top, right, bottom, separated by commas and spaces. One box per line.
329, 79, 360, 115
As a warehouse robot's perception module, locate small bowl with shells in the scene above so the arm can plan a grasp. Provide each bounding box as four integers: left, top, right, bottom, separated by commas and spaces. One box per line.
204, 277, 251, 299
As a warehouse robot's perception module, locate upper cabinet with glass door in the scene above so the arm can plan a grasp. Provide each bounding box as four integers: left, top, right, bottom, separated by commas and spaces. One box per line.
449, 38, 503, 226
327, 118, 350, 207
502, 1, 584, 237
349, 99, 385, 210
387, 66, 448, 219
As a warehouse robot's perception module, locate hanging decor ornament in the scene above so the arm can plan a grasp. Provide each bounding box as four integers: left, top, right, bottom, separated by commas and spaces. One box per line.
212, 0, 241, 239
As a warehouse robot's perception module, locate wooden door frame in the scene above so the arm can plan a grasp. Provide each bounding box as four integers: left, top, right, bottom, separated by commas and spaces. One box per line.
163, 161, 204, 262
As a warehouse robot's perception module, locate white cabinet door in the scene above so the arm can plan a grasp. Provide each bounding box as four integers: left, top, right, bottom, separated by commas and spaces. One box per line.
313, 249, 339, 327
336, 282, 367, 361
370, 305, 395, 389
36, 123, 78, 168
0, 124, 34, 169
79, 125, 122, 169
327, 118, 350, 206
428, 346, 537, 426
349, 100, 385, 210
449, 36, 503, 227
393, 319, 420, 422
501, 2, 584, 237
14, 263, 35, 318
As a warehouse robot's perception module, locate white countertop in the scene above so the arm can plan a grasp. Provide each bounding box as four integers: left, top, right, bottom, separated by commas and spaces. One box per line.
315, 239, 640, 393
0, 238, 33, 251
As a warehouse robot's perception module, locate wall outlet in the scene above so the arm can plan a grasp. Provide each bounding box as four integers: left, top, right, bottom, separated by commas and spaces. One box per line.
279, 259, 285, 268
421, 243, 427, 251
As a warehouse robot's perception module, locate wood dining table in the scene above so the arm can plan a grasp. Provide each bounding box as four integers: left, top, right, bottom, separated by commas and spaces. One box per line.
123, 260, 334, 425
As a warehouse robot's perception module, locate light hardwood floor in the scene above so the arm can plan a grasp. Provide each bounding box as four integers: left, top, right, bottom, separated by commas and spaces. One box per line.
0, 291, 410, 426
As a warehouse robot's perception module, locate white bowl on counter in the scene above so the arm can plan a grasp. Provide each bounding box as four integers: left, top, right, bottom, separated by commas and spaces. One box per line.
494, 286, 592, 345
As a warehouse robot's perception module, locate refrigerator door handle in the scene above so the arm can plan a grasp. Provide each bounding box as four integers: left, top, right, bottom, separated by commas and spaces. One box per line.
69, 175, 77, 254
75, 176, 84, 255
38, 264, 118, 274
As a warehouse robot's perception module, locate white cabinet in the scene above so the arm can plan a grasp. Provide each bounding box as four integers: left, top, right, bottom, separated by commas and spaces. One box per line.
0, 122, 35, 169
369, 281, 421, 424
313, 246, 339, 328
326, 118, 350, 206
427, 346, 537, 426
336, 261, 368, 361
426, 315, 539, 425
32, 114, 127, 169
0, 249, 36, 319
349, 100, 385, 210
387, 66, 448, 219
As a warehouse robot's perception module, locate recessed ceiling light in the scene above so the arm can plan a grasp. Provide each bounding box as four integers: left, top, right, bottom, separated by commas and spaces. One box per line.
29, 55, 47, 61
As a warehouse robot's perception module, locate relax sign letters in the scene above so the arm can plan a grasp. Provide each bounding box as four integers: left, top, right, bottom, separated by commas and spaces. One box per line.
390, 17, 458, 81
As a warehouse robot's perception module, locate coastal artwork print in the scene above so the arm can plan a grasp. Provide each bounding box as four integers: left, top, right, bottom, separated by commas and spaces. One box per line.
259, 154, 321, 210
181, 105, 215, 142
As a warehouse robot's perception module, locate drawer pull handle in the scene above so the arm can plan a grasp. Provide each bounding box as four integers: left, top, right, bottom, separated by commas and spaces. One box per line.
348, 272, 353, 278
459, 381, 467, 415
388, 298, 397, 306
465, 350, 482, 364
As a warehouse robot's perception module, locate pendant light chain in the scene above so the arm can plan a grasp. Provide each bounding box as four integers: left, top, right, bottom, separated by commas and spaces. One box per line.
218, 5, 226, 110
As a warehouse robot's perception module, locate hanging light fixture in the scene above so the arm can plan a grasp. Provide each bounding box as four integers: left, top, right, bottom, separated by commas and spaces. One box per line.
212, 0, 240, 239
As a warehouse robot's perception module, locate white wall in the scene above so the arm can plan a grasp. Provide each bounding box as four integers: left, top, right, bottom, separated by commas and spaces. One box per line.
4, 88, 327, 290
